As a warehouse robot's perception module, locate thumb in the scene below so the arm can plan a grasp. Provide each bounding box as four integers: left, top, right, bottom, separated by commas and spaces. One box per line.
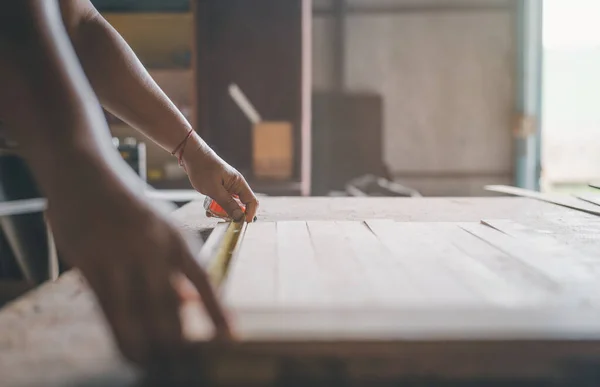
212, 188, 245, 222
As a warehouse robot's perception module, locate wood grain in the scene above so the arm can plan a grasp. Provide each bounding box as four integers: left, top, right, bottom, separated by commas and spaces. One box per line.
372, 221, 542, 306
446, 222, 557, 301
366, 220, 477, 305
276, 221, 329, 306
224, 222, 278, 307
306, 221, 373, 305
337, 220, 425, 305
172, 196, 577, 233
481, 219, 599, 266
577, 194, 600, 208
6, 198, 600, 386
486, 185, 600, 216
460, 222, 594, 285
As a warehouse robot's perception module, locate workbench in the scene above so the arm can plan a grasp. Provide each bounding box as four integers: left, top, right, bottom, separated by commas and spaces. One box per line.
2, 197, 600, 387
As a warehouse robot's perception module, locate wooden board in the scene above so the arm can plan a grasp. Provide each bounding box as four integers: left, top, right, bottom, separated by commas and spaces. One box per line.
577, 194, 600, 208
178, 219, 600, 385
172, 196, 589, 232
5, 198, 600, 386
223, 222, 278, 307
486, 185, 600, 216
209, 220, 600, 313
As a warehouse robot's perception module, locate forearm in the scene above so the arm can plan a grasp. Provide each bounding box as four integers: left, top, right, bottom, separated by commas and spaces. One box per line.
0, 1, 149, 255
67, 8, 193, 153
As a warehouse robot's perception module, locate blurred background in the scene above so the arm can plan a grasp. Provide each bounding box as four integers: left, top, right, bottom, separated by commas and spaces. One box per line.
543, 0, 600, 194
91, 0, 598, 197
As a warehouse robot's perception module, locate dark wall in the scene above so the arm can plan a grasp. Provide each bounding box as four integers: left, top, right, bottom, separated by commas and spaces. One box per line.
194, 0, 303, 180
312, 93, 385, 195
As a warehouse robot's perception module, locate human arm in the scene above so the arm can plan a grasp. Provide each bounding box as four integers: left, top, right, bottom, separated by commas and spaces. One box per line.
0, 0, 229, 367
59, 0, 258, 222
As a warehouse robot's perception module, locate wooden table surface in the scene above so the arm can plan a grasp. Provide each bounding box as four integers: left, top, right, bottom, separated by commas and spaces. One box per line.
2, 197, 600, 387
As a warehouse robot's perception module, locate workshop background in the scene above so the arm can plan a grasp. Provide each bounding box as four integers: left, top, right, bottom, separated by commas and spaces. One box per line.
95, 0, 595, 198
5, 1, 600, 385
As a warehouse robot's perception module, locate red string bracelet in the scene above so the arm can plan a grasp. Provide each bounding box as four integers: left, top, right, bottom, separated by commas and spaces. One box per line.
171, 128, 194, 169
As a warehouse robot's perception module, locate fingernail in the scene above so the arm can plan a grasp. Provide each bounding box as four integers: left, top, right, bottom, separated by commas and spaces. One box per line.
232, 209, 244, 222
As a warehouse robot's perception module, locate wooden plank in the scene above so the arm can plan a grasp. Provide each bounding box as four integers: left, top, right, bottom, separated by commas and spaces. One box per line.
223, 222, 278, 307
276, 221, 330, 306
181, 305, 600, 384
369, 221, 536, 306
172, 196, 580, 232
447, 223, 559, 301
486, 185, 600, 216
10, 273, 600, 387
478, 219, 600, 305
9, 198, 600, 387
577, 194, 600, 208
365, 220, 483, 305
184, 307, 600, 341
460, 223, 597, 292
481, 219, 600, 282
481, 219, 600, 265
335, 220, 426, 305
306, 221, 373, 305
300, 0, 312, 196
0, 272, 137, 387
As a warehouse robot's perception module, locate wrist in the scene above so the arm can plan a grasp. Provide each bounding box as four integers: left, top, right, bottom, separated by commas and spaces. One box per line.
180, 132, 214, 165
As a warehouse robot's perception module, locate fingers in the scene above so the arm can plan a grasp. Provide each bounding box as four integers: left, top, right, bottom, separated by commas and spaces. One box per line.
134, 265, 185, 368
181, 254, 232, 339
212, 187, 245, 222
86, 267, 148, 365
173, 273, 200, 301
233, 177, 259, 223
84, 261, 185, 368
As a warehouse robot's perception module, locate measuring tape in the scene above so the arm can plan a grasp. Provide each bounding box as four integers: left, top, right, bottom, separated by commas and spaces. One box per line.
200, 195, 252, 286
204, 195, 246, 220
197, 220, 247, 288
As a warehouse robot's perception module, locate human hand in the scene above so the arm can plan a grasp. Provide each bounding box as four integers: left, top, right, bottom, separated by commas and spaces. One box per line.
182, 134, 258, 223
65, 204, 230, 368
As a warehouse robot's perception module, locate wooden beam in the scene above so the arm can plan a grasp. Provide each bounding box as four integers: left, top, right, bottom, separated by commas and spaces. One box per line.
332, 0, 346, 91
0, 199, 47, 217
191, 0, 211, 142
301, 0, 313, 196
485, 185, 600, 217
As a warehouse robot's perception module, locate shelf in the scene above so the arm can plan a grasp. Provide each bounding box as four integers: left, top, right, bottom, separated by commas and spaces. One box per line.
246, 179, 303, 196
0, 198, 47, 217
